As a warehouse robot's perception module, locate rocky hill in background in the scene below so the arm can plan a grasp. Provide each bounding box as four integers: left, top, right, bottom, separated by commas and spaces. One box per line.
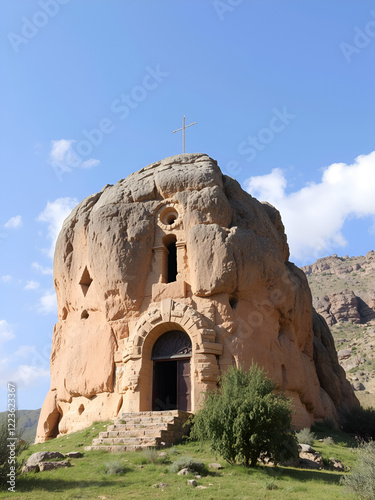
302, 251, 375, 407
0, 409, 40, 443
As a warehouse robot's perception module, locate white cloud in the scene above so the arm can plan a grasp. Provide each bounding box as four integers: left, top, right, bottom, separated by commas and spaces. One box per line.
0, 363, 49, 388
1, 275, 12, 283
49, 139, 100, 172
0, 320, 15, 345
12, 365, 50, 387
24, 280, 40, 290
81, 158, 100, 169
244, 150, 375, 263
15, 345, 36, 358
49, 139, 75, 165
0, 340, 51, 389
37, 290, 57, 315
32, 262, 53, 275
4, 215, 22, 229
37, 197, 77, 258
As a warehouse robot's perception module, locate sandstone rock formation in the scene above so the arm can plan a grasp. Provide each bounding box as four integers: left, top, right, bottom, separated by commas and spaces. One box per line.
303, 253, 375, 326
302, 252, 375, 403
36, 153, 358, 442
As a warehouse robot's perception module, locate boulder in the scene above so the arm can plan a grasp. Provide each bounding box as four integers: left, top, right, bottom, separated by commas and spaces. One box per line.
330, 458, 345, 471
177, 468, 190, 476
298, 444, 315, 453
299, 452, 324, 469
64, 451, 83, 458
21, 464, 39, 474
338, 349, 352, 360
25, 451, 65, 467
152, 482, 168, 488
208, 463, 223, 470
352, 381, 365, 391
38, 461, 71, 471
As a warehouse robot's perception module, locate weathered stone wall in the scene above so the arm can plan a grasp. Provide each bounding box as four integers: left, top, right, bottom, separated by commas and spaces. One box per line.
36, 153, 358, 442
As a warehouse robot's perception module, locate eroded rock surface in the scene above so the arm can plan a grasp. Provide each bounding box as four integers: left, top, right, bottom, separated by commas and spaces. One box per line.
303, 252, 375, 402
303, 253, 375, 326
36, 154, 358, 442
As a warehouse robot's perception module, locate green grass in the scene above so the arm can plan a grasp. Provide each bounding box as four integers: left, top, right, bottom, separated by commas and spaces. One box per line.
0, 422, 360, 499
310, 423, 358, 470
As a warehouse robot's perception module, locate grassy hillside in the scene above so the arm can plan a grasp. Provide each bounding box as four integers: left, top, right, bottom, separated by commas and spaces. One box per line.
2, 421, 359, 499
0, 409, 40, 444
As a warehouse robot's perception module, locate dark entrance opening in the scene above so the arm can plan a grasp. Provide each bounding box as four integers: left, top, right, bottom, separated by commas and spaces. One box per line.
166, 239, 177, 283
153, 361, 177, 410
151, 331, 192, 412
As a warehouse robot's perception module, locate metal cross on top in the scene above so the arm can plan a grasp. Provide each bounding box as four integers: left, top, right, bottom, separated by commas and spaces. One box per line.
172, 115, 197, 154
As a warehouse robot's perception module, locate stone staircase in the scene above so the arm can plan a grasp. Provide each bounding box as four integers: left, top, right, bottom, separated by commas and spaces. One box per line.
85, 410, 191, 452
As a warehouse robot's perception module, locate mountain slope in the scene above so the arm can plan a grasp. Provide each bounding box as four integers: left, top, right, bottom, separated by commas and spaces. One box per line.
302, 251, 375, 407
0, 409, 41, 443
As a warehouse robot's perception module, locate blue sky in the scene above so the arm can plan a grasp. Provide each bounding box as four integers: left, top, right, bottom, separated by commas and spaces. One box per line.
0, 0, 374, 411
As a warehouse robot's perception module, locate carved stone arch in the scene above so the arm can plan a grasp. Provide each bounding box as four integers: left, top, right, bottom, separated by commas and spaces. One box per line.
132, 299, 205, 353
129, 298, 224, 412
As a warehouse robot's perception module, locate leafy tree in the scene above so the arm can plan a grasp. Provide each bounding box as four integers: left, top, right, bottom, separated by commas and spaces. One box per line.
191, 364, 298, 467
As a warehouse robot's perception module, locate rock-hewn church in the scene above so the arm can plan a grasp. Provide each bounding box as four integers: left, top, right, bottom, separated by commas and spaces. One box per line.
36, 154, 358, 442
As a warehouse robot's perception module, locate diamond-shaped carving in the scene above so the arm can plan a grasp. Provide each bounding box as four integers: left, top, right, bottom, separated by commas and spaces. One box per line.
79, 266, 92, 297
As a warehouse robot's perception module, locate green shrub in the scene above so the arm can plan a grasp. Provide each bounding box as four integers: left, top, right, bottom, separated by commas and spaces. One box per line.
141, 447, 159, 464
296, 428, 316, 446
191, 364, 298, 467
169, 456, 207, 474
341, 441, 375, 499
342, 406, 375, 440
265, 479, 278, 490
104, 460, 127, 475
323, 436, 335, 445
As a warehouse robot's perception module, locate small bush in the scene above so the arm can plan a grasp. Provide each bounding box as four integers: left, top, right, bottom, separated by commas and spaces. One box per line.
341, 440, 375, 499
323, 436, 335, 445
141, 447, 159, 464
168, 446, 180, 455
136, 448, 170, 465
265, 479, 278, 490
296, 428, 316, 446
104, 460, 127, 475
169, 457, 207, 474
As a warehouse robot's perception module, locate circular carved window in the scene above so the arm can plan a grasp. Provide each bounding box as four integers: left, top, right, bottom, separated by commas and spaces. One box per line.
151, 331, 192, 360
159, 206, 179, 228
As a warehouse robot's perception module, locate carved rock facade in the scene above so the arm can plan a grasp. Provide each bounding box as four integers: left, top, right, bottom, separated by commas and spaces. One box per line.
36, 154, 358, 442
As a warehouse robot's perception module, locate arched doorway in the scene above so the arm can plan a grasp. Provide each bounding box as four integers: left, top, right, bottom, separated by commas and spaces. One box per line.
151, 330, 192, 411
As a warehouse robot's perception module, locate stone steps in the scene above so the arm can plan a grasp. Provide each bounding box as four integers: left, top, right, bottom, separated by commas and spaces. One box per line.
98, 428, 176, 438
113, 416, 178, 425
85, 410, 191, 452
106, 422, 176, 432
